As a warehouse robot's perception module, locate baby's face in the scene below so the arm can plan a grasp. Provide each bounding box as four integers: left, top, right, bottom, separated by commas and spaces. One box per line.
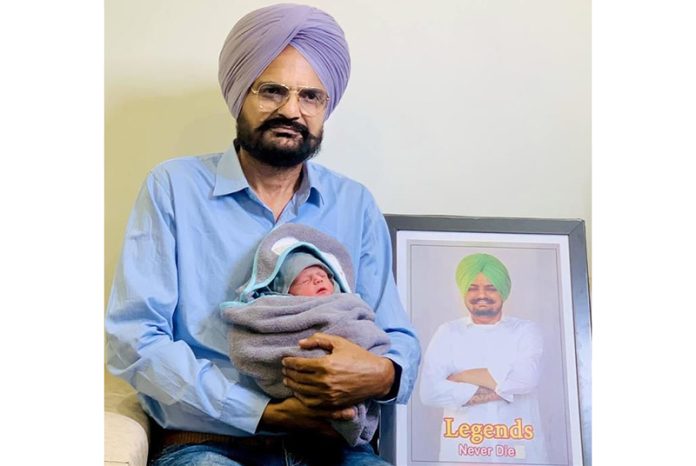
288, 265, 334, 296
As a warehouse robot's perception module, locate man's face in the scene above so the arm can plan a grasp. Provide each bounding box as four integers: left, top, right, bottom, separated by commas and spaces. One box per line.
237, 46, 326, 168
463, 272, 504, 324
288, 265, 334, 297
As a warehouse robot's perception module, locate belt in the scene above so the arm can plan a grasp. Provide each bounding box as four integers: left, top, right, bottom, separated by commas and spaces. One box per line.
158, 429, 286, 450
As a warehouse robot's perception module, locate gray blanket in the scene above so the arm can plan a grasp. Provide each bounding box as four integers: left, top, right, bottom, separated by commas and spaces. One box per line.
220, 224, 391, 446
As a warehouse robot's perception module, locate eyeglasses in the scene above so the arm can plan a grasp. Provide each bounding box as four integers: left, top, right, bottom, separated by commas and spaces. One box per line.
249, 82, 330, 117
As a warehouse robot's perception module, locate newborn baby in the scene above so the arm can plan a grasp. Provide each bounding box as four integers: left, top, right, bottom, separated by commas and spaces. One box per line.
272, 251, 340, 297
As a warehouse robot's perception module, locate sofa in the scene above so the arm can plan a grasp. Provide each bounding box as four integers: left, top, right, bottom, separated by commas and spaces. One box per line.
104, 368, 150, 466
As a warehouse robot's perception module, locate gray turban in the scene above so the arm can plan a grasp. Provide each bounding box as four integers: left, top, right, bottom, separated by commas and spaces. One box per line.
218, 3, 351, 120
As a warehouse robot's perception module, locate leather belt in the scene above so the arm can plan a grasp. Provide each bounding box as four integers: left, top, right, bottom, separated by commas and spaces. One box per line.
158, 429, 286, 450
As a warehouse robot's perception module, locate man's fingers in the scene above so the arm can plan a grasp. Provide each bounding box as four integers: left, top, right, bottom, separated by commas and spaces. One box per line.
294, 392, 324, 408
282, 356, 326, 373
293, 391, 352, 412
298, 332, 342, 351
283, 376, 325, 395
331, 406, 357, 421
283, 366, 327, 384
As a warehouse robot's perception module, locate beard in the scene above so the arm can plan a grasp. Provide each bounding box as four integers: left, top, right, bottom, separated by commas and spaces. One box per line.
468, 298, 502, 318
471, 309, 501, 318
235, 114, 323, 168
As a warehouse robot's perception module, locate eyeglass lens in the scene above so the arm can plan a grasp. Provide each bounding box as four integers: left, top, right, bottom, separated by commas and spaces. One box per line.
255, 83, 327, 116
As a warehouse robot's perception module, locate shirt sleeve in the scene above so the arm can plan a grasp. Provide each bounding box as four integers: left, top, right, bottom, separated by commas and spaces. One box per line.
105, 172, 270, 434
355, 195, 421, 405
419, 325, 479, 407
494, 321, 544, 402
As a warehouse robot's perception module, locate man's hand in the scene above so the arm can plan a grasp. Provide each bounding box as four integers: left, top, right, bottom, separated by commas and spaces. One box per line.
281, 333, 395, 408
259, 396, 356, 438
465, 386, 504, 406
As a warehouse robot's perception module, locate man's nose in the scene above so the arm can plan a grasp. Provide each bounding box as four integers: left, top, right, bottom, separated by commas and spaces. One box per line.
275, 92, 302, 119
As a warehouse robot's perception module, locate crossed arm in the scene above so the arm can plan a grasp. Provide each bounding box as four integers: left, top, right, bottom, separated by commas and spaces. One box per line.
446, 368, 504, 405
419, 321, 543, 409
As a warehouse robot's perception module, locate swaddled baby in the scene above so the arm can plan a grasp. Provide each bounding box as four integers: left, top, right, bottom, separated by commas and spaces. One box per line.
221, 235, 391, 447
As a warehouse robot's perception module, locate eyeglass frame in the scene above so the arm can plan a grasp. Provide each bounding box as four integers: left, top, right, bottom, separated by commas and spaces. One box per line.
248, 81, 330, 116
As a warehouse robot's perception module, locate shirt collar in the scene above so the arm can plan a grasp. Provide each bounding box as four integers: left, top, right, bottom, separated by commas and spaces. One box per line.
213, 144, 324, 207
464, 314, 507, 327
301, 162, 324, 206
213, 144, 250, 197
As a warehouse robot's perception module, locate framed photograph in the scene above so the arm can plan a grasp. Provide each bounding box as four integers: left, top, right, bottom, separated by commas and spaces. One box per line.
379, 215, 591, 466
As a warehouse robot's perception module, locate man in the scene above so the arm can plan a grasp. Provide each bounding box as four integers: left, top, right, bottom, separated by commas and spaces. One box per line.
420, 253, 547, 463
105, 4, 420, 465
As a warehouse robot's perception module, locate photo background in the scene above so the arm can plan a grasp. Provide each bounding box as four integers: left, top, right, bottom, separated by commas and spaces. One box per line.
406, 240, 571, 465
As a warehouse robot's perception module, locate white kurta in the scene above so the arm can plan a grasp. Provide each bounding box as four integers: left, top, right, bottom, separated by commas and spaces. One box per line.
420, 316, 547, 463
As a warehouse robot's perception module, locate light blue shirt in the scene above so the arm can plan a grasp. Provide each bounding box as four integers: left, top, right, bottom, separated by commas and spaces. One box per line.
105, 145, 421, 436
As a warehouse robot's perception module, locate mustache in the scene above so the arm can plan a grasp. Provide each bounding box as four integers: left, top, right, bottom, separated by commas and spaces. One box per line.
256, 117, 310, 138
470, 298, 495, 305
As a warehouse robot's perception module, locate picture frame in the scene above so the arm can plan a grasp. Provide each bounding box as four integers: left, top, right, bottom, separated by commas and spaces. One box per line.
379, 215, 591, 466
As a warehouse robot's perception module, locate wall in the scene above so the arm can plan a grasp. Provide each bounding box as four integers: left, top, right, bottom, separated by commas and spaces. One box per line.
105, 0, 590, 303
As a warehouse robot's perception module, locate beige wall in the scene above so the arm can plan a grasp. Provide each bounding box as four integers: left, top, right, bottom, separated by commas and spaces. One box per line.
105, 0, 591, 304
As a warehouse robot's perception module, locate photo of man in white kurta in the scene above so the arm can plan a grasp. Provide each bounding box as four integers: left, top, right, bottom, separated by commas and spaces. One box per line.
420, 253, 548, 463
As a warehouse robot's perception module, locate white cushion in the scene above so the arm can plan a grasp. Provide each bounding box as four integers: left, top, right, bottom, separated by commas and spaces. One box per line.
104, 412, 149, 466
104, 369, 150, 466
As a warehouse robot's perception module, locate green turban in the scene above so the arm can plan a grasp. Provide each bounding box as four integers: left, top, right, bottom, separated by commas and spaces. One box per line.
455, 253, 512, 301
